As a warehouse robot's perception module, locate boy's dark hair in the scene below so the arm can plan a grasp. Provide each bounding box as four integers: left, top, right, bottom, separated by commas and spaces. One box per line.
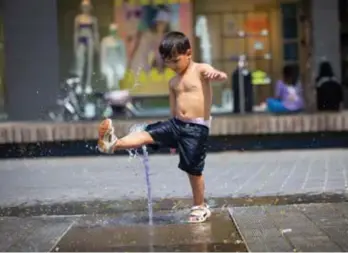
159, 31, 191, 60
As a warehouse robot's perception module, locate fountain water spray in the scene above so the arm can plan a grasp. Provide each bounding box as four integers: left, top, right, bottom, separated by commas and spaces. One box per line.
141, 144, 153, 225
128, 123, 153, 225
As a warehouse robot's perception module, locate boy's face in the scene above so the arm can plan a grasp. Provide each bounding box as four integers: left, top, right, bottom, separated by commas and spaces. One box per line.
163, 49, 191, 74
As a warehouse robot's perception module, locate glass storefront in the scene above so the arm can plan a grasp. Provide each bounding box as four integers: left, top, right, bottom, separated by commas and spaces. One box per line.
55, 0, 303, 119
0, 14, 5, 119
57, 0, 193, 119
193, 0, 302, 109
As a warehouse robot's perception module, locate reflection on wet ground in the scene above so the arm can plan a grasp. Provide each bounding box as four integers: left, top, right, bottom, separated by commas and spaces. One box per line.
53, 209, 248, 252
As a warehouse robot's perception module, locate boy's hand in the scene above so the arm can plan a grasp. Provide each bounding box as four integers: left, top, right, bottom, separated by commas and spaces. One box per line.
200, 64, 227, 81
203, 71, 227, 81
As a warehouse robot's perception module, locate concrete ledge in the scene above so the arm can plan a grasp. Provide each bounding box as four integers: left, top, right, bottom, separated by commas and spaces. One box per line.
1, 112, 348, 144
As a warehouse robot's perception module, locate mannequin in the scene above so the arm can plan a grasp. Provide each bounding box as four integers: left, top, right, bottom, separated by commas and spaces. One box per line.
73, 0, 99, 94
195, 15, 212, 65
100, 24, 127, 90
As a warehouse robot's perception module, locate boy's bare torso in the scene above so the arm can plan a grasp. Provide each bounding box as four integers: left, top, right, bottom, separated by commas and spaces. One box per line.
170, 63, 212, 121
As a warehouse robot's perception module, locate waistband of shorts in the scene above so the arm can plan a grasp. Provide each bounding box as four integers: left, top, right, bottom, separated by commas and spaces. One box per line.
174, 116, 212, 128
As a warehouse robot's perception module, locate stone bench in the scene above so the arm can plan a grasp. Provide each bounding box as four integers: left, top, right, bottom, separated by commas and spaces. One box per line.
0, 112, 347, 144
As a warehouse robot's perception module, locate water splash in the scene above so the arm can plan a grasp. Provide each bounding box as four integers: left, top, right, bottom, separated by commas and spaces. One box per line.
129, 66, 143, 92
128, 123, 153, 225
141, 145, 153, 226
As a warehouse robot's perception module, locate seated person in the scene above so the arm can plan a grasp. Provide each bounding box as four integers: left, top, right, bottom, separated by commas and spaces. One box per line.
264, 65, 304, 113
315, 60, 343, 111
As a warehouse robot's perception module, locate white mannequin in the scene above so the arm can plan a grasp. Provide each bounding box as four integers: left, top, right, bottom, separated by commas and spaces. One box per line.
73, 0, 99, 95
100, 24, 127, 90
195, 15, 212, 65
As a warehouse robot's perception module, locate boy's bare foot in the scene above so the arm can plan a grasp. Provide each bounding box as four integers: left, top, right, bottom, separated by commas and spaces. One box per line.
97, 118, 118, 154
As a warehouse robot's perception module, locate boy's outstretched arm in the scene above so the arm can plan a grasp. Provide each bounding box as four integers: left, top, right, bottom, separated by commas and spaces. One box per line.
199, 63, 227, 81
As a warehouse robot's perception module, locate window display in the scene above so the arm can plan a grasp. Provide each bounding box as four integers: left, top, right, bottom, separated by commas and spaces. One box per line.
57, 0, 193, 119
0, 15, 4, 118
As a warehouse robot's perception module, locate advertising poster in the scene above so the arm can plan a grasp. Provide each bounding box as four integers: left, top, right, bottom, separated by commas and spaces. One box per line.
115, 0, 193, 95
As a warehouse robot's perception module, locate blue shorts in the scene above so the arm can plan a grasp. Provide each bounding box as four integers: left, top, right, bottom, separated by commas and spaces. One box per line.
266, 98, 290, 113
145, 118, 209, 176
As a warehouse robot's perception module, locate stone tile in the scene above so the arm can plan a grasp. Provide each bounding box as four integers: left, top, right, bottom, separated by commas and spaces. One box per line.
262, 238, 294, 252
231, 203, 348, 252
54, 209, 248, 252
289, 235, 342, 252
0, 216, 76, 252
230, 207, 275, 230
246, 237, 294, 252
333, 202, 348, 218
330, 238, 348, 251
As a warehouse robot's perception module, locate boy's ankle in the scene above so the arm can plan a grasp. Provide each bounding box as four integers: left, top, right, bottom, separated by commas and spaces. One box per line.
111, 140, 118, 152
98, 136, 117, 154
193, 203, 206, 207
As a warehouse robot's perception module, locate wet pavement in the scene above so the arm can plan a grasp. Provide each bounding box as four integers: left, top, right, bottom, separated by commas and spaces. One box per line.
0, 216, 76, 252
0, 209, 247, 252
1, 203, 348, 252
54, 209, 246, 252
0, 149, 348, 251
1, 192, 347, 217
230, 202, 348, 252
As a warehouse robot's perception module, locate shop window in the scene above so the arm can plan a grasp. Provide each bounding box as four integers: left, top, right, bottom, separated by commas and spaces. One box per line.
281, 3, 298, 39
282, 18, 298, 39
0, 15, 4, 116
281, 3, 297, 18
283, 42, 298, 61
281, 2, 299, 67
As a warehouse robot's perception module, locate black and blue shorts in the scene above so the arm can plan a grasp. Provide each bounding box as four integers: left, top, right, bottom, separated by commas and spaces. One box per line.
145, 118, 209, 176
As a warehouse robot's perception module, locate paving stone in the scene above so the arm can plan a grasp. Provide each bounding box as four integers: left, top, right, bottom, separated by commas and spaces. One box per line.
54, 209, 248, 252
289, 236, 342, 252
0, 216, 76, 252
246, 237, 293, 252
230, 207, 275, 230
230, 203, 348, 252
332, 202, 348, 218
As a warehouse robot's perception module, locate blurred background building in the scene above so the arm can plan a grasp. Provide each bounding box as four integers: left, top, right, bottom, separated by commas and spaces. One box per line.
0, 0, 345, 121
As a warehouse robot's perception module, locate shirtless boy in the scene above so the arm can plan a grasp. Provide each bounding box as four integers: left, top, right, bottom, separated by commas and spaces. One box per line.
97, 31, 227, 223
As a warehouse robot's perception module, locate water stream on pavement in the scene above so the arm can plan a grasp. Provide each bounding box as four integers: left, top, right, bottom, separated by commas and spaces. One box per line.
128, 123, 153, 226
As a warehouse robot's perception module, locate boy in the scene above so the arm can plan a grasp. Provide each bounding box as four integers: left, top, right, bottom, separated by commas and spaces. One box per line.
97, 31, 227, 223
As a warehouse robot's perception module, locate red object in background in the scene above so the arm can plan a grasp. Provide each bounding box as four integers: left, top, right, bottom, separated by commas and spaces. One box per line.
244, 15, 269, 33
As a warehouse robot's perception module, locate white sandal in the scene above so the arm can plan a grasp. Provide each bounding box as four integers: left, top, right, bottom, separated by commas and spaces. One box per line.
97, 119, 118, 154
188, 204, 212, 223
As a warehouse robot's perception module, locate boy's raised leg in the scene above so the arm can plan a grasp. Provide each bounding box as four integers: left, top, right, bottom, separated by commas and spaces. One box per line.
97, 119, 155, 154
